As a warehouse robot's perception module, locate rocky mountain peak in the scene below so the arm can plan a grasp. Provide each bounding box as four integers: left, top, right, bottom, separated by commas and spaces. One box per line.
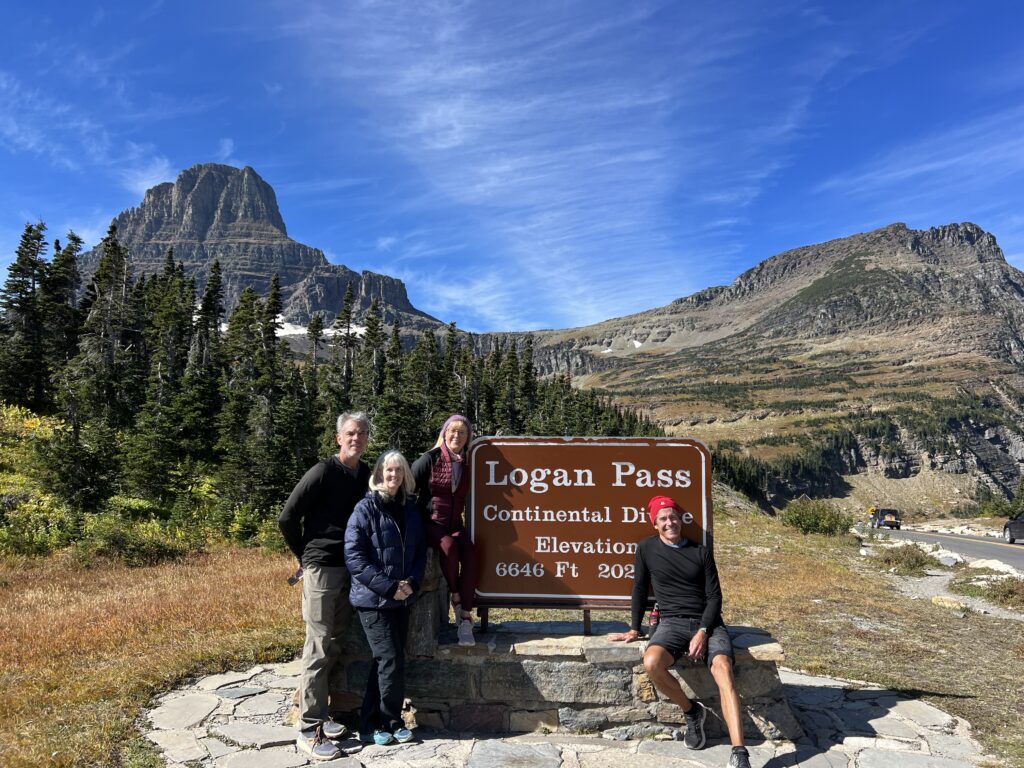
905, 222, 1003, 265
120, 164, 289, 245
82, 163, 440, 329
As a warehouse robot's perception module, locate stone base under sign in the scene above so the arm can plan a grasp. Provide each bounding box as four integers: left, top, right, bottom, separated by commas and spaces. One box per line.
312, 554, 803, 742
403, 621, 802, 742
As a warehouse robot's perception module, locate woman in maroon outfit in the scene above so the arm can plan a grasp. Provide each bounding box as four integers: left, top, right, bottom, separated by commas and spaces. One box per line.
411, 415, 479, 646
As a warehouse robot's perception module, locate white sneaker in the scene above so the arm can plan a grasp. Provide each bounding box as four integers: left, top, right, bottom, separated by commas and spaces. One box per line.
457, 619, 476, 646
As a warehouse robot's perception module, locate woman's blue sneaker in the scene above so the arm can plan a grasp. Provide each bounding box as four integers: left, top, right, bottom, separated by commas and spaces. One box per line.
373, 729, 394, 746
393, 727, 414, 743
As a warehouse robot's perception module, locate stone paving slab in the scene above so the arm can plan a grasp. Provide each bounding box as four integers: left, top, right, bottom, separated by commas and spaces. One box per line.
889, 699, 956, 731
149, 693, 220, 730
210, 722, 297, 748
214, 745, 313, 768
857, 749, 978, 768
215, 685, 267, 699
637, 741, 776, 767
235, 691, 288, 717
264, 675, 301, 690
198, 667, 264, 690
269, 659, 304, 676
577, 750, 702, 767
199, 737, 237, 759
145, 729, 207, 762
466, 740, 561, 768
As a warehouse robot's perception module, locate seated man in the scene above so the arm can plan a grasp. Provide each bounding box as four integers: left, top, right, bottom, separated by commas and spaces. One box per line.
611, 495, 752, 768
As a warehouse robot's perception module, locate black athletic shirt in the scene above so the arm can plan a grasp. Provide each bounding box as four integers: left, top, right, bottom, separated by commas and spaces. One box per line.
277, 455, 371, 567
630, 535, 723, 633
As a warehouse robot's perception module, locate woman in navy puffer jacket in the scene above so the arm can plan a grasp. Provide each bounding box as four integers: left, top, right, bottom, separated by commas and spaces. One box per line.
344, 450, 426, 746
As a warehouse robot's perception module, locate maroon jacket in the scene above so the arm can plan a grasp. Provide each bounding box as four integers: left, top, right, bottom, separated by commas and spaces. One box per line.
411, 446, 470, 532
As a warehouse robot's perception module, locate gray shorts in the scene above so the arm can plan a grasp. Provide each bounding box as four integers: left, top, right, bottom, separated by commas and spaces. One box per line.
648, 617, 734, 667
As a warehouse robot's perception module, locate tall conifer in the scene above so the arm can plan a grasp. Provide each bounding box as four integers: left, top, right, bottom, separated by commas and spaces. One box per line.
0, 222, 48, 409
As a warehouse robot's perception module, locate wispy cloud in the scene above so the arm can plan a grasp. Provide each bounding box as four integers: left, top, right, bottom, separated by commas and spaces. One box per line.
214, 137, 238, 164
818, 107, 1024, 199
279, 1, 859, 329
117, 151, 173, 195
277, 177, 370, 196
816, 105, 1024, 267
0, 68, 176, 199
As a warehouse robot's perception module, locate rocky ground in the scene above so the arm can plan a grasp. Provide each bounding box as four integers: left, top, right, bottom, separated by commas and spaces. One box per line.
142, 661, 1000, 767
856, 525, 1024, 623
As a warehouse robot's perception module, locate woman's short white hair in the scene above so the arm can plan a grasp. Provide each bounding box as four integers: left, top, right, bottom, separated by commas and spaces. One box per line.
369, 450, 415, 497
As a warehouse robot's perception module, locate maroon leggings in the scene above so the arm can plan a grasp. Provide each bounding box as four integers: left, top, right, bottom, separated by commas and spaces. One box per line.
425, 524, 479, 614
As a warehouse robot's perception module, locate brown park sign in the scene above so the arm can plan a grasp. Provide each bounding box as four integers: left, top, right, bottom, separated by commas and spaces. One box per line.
468, 436, 712, 607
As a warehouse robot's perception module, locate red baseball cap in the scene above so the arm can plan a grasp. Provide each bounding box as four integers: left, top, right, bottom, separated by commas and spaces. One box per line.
647, 495, 681, 525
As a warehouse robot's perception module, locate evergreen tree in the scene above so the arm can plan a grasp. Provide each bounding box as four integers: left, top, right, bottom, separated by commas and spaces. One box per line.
518, 336, 539, 429
479, 342, 503, 433
351, 298, 384, 411
370, 320, 409, 455
215, 287, 261, 506
121, 252, 195, 501
40, 232, 84, 380
176, 260, 224, 462
0, 222, 48, 410
58, 224, 135, 431
495, 339, 521, 432
441, 322, 462, 412
335, 282, 357, 397
317, 286, 356, 451
402, 327, 440, 447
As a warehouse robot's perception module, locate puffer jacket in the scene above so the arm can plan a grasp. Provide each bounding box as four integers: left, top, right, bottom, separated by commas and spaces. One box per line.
344, 491, 426, 610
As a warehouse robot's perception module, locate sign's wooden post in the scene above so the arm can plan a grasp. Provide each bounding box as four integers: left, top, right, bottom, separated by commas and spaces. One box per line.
468, 437, 712, 615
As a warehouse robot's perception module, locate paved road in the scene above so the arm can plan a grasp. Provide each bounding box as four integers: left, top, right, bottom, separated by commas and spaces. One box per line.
886, 529, 1024, 571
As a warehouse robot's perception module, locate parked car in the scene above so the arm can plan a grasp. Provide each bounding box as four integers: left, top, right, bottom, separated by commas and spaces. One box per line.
1004, 512, 1024, 544
869, 507, 901, 530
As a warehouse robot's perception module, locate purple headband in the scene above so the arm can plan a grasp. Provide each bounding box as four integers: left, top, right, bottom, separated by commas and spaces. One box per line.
440, 414, 472, 442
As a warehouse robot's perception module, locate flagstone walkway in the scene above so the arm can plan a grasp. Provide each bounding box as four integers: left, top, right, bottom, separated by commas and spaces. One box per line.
143, 660, 998, 767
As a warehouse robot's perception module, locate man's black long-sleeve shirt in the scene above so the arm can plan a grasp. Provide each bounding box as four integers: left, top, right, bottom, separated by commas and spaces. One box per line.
630, 535, 723, 633
278, 455, 371, 567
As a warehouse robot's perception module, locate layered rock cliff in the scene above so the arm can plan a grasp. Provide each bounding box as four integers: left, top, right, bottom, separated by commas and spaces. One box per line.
82, 164, 439, 329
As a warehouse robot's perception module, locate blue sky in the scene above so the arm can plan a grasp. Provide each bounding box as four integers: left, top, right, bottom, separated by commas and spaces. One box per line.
2, 1, 1023, 332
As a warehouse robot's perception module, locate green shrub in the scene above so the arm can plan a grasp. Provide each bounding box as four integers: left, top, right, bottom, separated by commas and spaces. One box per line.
950, 501, 983, 519
0, 495, 81, 555
103, 494, 161, 520
75, 514, 187, 567
780, 498, 852, 536
227, 503, 269, 542
255, 517, 287, 552
985, 577, 1024, 610
33, 422, 120, 511
874, 544, 934, 576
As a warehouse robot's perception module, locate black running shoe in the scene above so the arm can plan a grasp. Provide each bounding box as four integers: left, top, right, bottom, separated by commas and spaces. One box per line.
728, 747, 752, 768
681, 700, 706, 749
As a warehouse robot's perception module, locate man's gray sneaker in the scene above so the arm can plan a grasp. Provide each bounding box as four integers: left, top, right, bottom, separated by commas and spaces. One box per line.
322, 719, 348, 741
728, 747, 752, 768
680, 700, 707, 749
296, 726, 342, 761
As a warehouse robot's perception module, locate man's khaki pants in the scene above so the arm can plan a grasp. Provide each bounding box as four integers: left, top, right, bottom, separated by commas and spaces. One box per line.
298, 565, 353, 730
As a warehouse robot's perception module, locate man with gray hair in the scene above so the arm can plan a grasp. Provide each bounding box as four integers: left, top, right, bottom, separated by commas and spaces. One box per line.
279, 412, 372, 761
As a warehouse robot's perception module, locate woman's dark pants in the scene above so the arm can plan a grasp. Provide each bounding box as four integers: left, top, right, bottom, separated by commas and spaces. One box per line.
357, 606, 410, 734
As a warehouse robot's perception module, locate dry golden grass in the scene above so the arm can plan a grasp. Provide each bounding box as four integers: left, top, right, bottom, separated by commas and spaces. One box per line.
0, 548, 302, 768
2, 501, 1022, 767
713, 511, 1024, 768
